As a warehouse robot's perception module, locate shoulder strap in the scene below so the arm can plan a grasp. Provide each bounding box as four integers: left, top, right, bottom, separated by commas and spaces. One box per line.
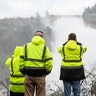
79, 45, 82, 58
11, 57, 14, 75
77, 42, 82, 58
62, 45, 65, 60
42, 46, 46, 61
24, 44, 27, 60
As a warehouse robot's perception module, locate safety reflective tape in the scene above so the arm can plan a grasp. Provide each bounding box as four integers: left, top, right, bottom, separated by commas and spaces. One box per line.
10, 75, 24, 77
61, 65, 83, 69
10, 82, 24, 85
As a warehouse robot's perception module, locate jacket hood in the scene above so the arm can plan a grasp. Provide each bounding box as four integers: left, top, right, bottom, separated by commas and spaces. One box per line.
65, 40, 77, 50
13, 46, 22, 57
32, 36, 45, 45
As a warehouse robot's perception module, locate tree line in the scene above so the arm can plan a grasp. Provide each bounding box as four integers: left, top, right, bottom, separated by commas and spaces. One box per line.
83, 4, 96, 24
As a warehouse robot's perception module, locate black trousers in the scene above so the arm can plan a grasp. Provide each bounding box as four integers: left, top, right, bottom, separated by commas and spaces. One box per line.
10, 91, 24, 96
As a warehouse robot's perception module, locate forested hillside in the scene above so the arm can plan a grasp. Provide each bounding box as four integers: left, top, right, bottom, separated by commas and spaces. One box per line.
83, 4, 96, 28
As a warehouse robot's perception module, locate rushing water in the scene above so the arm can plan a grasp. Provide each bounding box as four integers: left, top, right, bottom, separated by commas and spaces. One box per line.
46, 16, 96, 93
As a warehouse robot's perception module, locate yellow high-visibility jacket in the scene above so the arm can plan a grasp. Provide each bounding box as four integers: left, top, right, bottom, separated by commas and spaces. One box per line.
20, 36, 53, 76
58, 40, 87, 81
6, 46, 25, 93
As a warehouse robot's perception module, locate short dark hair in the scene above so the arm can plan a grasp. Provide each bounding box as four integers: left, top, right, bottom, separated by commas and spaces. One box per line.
36, 31, 43, 34
35, 31, 43, 37
68, 33, 77, 41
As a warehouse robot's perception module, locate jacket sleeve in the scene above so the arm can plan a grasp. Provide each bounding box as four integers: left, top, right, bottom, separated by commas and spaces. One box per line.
5, 57, 12, 70
44, 47, 53, 75
81, 45, 87, 55
58, 46, 64, 57
58, 46, 62, 54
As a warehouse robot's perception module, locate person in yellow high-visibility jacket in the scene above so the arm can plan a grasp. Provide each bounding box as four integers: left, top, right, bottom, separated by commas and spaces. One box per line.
58, 33, 87, 96
19, 31, 53, 96
6, 46, 25, 96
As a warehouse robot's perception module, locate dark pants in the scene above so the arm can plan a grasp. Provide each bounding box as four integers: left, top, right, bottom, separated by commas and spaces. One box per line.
10, 91, 24, 96
63, 81, 80, 96
25, 74, 45, 96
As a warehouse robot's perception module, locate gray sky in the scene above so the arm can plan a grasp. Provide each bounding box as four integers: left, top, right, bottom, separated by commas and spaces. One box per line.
0, 0, 96, 18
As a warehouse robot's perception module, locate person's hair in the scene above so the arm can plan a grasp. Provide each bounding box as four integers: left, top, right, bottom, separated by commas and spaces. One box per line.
68, 33, 77, 41
36, 31, 43, 34
35, 31, 43, 37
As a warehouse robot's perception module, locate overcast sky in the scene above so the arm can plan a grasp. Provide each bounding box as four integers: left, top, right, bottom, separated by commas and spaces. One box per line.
0, 0, 96, 18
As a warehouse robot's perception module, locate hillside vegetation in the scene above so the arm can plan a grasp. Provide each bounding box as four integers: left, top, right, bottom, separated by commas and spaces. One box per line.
83, 4, 96, 28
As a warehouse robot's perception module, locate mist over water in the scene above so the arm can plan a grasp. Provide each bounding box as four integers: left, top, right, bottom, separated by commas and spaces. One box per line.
46, 17, 96, 89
